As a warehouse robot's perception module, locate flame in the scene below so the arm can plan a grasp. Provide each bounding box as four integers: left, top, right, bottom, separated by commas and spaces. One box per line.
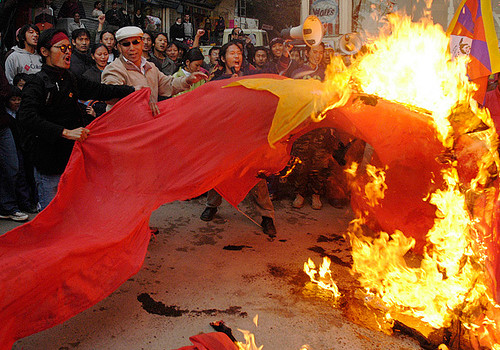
303, 13, 500, 347
364, 164, 388, 207
304, 257, 341, 299
236, 315, 263, 350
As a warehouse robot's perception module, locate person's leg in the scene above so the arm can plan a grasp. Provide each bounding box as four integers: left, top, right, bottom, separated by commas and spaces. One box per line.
0, 127, 21, 216
201, 189, 222, 221
34, 168, 61, 210
250, 179, 276, 236
250, 179, 274, 219
14, 147, 35, 211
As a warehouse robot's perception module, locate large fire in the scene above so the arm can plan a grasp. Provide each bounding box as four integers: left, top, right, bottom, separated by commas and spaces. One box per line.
304, 14, 500, 349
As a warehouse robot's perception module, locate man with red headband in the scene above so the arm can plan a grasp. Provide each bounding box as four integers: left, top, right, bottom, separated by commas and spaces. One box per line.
102, 26, 207, 115
17, 29, 135, 210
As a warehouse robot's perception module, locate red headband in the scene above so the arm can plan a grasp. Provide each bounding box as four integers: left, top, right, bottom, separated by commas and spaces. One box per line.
50, 32, 69, 46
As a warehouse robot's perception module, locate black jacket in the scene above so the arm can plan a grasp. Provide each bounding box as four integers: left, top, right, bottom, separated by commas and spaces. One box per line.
18, 65, 134, 175
70, 49, 94, 76
170, 23, 184, 42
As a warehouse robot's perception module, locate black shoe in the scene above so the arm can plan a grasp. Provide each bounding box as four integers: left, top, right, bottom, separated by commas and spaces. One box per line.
200, 207, 217, 221
261, 216, 276, 237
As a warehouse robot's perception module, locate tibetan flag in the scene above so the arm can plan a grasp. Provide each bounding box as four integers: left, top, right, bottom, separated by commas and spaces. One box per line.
447, 0, 500, 103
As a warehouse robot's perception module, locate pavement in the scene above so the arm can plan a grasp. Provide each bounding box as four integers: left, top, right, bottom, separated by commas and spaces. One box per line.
3, 196, 422, 350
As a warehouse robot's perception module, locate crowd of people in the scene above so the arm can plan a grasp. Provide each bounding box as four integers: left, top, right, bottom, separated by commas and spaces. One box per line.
0, 1, 362, 238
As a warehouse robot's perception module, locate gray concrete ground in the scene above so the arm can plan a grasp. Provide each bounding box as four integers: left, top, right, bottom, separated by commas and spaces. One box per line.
3, 197, 422, 350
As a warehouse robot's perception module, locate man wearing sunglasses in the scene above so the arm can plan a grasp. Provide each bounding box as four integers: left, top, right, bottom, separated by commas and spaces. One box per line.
17, 29, 135, 210
102, 26, 207, 115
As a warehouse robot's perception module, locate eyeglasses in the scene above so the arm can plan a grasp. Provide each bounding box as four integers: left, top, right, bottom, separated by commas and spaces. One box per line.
53, 44, 72, 53
119, 39, 142, 47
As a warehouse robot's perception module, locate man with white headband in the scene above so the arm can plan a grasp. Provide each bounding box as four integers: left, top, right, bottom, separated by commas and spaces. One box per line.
102, 26, 207, 115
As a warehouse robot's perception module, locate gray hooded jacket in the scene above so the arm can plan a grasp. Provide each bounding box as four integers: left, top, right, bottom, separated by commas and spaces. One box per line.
4, 46, 43, 84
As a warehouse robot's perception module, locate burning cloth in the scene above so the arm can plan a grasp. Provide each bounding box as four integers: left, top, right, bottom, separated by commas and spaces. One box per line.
0, 72, 499, 348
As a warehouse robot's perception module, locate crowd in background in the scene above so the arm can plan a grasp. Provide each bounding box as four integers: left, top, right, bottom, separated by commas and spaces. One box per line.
0, 0, 357, 232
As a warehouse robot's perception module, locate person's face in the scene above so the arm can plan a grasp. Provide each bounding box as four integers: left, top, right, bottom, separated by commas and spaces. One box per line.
222, 44, 242, 73
271, 43, 283, 58
154, 34, 167, 53
290, 50, 300, 62
176, 17, 182, 24
96, 2, 102, 9
254, 50, 268, 68
73, 34, 90, 53
209, 49, 219, 65
142, 33, 152, 51
16, 79, 26, 90
166, 44, 179, 61
101, 32, 115, 51
112, 2, 117, 9
308, 45, 324, 66
118, 36, 143, 66
186, 59, 203, 73
184, 15, 189, 22
92, 45, 109, 68
74, 13, 80, 23
44, 38, 72, 69
25, 28, 39, 48
8, 96, 21, 112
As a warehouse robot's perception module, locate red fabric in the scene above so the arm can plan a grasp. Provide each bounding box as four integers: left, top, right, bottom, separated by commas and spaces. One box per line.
0, 76, 497, 348
174, 332, 238, 350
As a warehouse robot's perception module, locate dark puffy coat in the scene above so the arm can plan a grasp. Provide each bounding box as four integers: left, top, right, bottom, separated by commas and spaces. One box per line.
18, 64, 134, 175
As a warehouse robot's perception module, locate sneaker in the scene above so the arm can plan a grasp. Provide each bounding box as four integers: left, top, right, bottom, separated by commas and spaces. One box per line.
0, 211, 29, 222
312, 194, 322, 210
261, 216, 276, 237
200, 207, 217, 221
292, 194, 305, 208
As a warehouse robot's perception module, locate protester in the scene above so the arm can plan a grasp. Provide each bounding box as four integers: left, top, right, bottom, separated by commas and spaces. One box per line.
91, 1, 103, 19
120, 7, 132, 27
202, 17, 211, 45
207, 46, 220, 74
141, 31, 154, 60
18, 29, 135, 210
34, 0, 57, 31
268, 37, 291, 75
290, 42, 325, 80
101, 26, 206, 116
183, 14, 194, 43
68, 12, 85, 37
201, 41, 277, 236
83, 43, 109, 82
6, 86, 38, 213
12, 73, 28, 90
253, 46, 269, 71
105, 1, 124, 31
133, 9, 145, 29
230, 27, 243, 41
99, 30, 118, 63
290, 47, 302, 63
58, 0, 85, 19
4, 24, 42, 84
172, 48, 206, 96
0, 68, 28, 221
165, 41, 183, 74
83, 43, 110, 118
484, 73, 500, 130
170, 17, 184, 43
149, 33, 177, 76
215, 15, 225, 44
289, 42, 332, 210
69, 28, 93, 75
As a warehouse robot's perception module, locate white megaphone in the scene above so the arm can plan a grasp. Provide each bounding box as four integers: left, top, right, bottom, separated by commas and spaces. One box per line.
338, 33, 363, 55
281, 15, 324, 47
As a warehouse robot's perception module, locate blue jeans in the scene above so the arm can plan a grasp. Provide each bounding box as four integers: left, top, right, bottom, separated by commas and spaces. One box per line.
0, 127, 20, 215
34, 168, 61, 210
